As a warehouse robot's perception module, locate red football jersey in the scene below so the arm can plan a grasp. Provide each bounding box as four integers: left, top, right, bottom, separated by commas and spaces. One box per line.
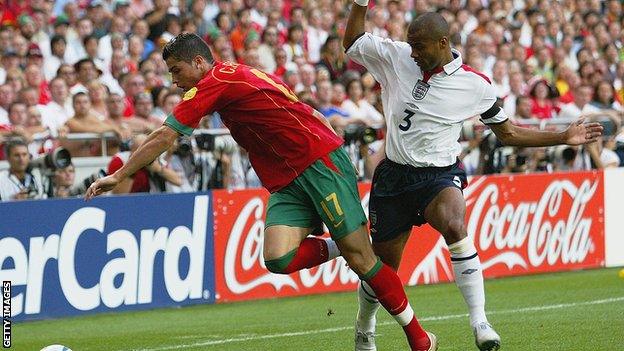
165, 61, 343, 192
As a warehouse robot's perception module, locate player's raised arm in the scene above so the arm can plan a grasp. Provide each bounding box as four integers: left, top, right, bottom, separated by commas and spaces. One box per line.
85, 125, 179, 200
343, 0, 368, 50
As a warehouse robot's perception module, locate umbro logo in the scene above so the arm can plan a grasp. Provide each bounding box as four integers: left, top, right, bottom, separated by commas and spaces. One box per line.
462, 268, 478, 275
453, 176, 461, 187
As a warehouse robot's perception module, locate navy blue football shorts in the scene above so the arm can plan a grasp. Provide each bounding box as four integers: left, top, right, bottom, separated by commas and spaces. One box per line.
368, 158, 467, 243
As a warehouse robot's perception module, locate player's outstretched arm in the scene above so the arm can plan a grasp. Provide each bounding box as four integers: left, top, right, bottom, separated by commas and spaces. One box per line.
343, 1, 368, 50
85, 125, 179, 200
489, 118, 603, 147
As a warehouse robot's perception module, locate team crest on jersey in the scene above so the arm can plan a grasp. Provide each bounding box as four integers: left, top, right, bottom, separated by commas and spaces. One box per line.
412, 80, 430, 100
183, 87, 198, 101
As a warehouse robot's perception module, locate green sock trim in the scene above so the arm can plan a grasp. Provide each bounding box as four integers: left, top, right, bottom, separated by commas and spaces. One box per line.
264, 248, 298, 273
360, 258, 383, 281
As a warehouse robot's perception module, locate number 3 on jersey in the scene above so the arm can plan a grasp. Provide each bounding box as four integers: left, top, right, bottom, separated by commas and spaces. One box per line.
399, 109, 415, 131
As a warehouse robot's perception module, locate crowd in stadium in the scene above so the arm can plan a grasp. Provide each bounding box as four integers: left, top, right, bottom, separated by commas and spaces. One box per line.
0, 0, 623, 200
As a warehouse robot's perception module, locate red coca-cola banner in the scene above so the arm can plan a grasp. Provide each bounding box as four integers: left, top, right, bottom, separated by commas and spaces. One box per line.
212, 188, 360, 302
213, 172, 605, 302
401, 171, 605, 286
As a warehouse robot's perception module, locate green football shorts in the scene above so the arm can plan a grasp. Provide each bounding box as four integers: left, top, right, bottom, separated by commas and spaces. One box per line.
265, 147, 367, 241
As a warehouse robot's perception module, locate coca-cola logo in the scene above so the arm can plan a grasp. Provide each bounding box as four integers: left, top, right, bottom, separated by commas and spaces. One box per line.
223, 196, 358, 295
466, 178, 599, 269
406, 176, 602, 286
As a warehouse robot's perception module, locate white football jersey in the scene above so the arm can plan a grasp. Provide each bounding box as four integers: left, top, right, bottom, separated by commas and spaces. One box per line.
346, 33, 508, 167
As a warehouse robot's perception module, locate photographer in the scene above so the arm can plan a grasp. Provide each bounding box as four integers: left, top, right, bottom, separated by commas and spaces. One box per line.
107, 134, 182, 194
343, 124, 385, 181
50, 163, 76, 198
0, 139, 45, 201
161, 137, 195, 193
194, 133, 236, 190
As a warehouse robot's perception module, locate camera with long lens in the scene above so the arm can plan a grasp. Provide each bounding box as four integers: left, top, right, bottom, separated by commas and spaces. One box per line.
175, 137, 193, 157
195, 133, 215, 152
343, 125, 382, 145
29, 147, 72, 175
68, 169, 107, 196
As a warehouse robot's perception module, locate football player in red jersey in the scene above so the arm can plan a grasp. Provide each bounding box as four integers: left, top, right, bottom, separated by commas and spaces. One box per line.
86, 33, 437, 350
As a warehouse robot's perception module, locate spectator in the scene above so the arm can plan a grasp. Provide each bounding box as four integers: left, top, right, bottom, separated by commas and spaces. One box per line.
99, 17, 130, 65
150, 86, 170, 121
490, 60, 509, 99
63, 92, 130, 157
66, 17, 94, 64
87, 80, 110, 120
528, 79, 559, 119
230, 8, 259, 59
0, 83, 15, 124
298, 64, 316, 95
272, 48, 290, 77
257, 26, 279, 73
24, 64, 51, 105
41, 77, 73, 133
0, 138, 45, 201
503, 71, 526, 118
56, 64, 79, 92
558, 85, 600, 119
145, 0, 172, 43
161, 91, 182, 117
282, 24, 306, 64
317, 79, 369, 134
127, 35, 145, 67
242, 48, 263, 69
133, 92, 164, 130
341, 79, 383, 126
4, 102, 33, 142
131, 20, 155, 60
591, 81, 623, 112
106, 92, 152, 134
72, 58, 123, 96
121, 72, 146, 117
158, 14, 181, 48
83, 35, 107, 73
306, 8, 327, 64
318, 35, 346, 81
44, 35, 68, 81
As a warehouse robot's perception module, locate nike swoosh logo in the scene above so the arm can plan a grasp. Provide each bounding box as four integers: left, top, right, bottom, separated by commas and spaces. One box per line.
333, 219, 345, 228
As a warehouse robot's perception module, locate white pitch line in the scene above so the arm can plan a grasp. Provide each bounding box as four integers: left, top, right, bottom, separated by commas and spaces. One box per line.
130, 296, 624, 351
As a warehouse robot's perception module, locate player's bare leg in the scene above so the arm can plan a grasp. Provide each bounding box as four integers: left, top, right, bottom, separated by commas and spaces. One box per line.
263, 225, 340, 273
424, 187, 500, 351
354, 230, 411, 351
339, 225, 437, 351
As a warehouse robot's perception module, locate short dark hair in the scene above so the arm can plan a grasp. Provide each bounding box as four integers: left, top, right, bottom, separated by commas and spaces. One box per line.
5, 138, 28, 157
72, 91, 88, 104
50, 35, 66, 47
8, 101, 26, 114
162, 33, 213, 64
74, 58, 96, 72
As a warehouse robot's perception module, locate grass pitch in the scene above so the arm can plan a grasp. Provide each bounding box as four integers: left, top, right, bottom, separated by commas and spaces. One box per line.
15, 267, 624, 351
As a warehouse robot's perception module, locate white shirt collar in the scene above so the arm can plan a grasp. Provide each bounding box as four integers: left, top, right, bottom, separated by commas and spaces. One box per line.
443, 48, 463, 75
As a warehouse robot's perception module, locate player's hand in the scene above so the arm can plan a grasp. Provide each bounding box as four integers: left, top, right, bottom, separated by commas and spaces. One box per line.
84, 174, 120, 201
564, 118, 603, 145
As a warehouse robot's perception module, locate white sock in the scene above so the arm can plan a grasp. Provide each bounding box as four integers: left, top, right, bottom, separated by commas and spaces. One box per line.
448, 236, 488, 326
392, 304, 414, 326
323, 238, 340, 260
356, 281, 381, 333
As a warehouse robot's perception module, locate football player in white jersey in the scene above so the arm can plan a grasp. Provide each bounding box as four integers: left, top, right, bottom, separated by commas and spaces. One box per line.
344, 6, 604, 351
